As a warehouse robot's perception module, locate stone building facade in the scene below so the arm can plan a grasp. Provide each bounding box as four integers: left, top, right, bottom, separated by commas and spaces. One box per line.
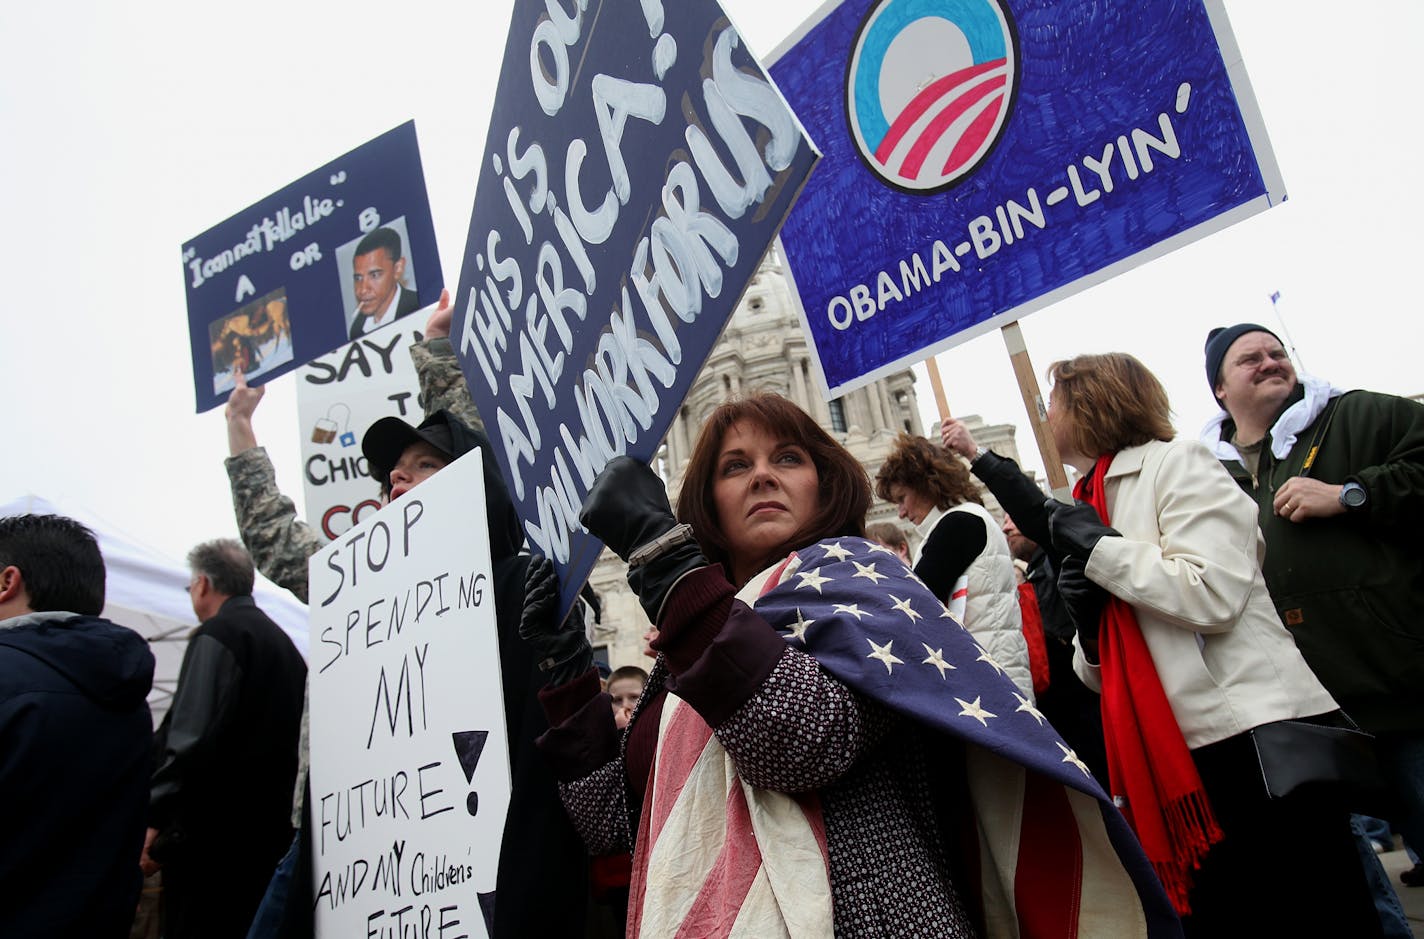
588, 250, 1026, 669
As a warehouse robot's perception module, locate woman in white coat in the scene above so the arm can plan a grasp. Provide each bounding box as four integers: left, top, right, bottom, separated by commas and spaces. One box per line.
876, 433, 1035, 700
1034, 353, 1377, 937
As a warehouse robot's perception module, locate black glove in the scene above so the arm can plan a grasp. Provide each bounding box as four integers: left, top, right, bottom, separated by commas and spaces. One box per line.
1056, 558, 1108, 632
1046, 499, 1122, 561
581, 456, 680, 559
580, 456, 709, 624
1056, 558, 1109, 664
518, 555, 592, 687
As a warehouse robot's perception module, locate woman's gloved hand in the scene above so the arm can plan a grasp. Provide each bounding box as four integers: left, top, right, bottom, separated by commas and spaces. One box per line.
1057, 557, 1110, 664
581, 456, 709, 624
580, 456, 680, 559
518, 555, 593, 686
1046, 499, 1122, 561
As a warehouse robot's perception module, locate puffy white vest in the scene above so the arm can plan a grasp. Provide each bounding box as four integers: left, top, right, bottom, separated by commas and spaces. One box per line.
916, 502, 1034, 701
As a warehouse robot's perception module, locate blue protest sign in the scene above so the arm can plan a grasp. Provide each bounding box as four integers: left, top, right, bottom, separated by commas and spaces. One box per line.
183, 121, 441, 412
770, 0, 1284, 396
453, 0, 818, 615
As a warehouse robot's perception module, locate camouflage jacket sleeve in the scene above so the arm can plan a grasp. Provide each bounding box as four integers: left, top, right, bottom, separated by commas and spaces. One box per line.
411, 336, 484, 431
224, 446, 325, 604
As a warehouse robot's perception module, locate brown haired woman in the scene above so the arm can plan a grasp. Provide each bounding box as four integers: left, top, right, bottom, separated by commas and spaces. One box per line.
876, 434, 1034, 698
944, 354, 1378, 937
519, 393, 1181, 937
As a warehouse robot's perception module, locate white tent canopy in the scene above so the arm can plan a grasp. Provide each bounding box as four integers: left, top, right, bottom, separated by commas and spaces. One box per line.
1, 494, 309, 723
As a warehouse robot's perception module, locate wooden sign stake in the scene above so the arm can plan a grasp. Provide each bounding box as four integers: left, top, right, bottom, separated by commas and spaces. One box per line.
1000, 321, 1072, 502
925, 357, 952, 421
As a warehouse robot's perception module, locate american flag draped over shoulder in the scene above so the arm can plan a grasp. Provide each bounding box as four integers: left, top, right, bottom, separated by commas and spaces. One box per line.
628, 538, 1180, 938
757, 538, 1180, 937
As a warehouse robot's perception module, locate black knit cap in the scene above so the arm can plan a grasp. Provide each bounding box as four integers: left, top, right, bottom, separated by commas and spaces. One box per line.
361, 413, 455, 488
1204, 323, 1282, 399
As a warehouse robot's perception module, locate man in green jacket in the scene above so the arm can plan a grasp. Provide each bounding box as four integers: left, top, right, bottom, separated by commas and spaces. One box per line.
1202, 322, 1424, 888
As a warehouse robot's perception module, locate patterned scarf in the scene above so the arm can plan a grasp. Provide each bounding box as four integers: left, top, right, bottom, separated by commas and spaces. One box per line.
1077, 455, 1222, 915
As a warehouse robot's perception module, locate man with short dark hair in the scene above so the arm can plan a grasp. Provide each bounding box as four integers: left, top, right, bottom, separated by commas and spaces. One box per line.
1201, 322, 1424, 888
0, 514, 154, 937
144, 538, 306, 939
347, 226, 420, 340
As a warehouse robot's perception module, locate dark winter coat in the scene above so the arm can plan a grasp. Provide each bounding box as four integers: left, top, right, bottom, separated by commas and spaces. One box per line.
454, 415, 592, 939
1213, 388, 1424, 736
149, 596, 306, 881
0, 612, 154, 939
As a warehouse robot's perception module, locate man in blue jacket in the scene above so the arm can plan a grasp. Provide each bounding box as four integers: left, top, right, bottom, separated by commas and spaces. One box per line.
0, 513, 155, 938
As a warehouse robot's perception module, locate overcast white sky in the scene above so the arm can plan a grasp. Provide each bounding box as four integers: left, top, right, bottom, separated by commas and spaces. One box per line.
2, 0, 1420, 562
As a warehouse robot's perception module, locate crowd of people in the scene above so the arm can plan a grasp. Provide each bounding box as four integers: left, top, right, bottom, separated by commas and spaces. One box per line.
3, 309, 1422, 939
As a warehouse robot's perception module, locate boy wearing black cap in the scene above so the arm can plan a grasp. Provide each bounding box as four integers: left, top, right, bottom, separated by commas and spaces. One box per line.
220, 304, 589, 938
361, 412, 456, 501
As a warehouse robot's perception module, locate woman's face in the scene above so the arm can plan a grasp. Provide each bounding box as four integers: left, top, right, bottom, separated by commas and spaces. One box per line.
886, 481, 935, 526
387, 441, 450, 502
712, 420, 820, 576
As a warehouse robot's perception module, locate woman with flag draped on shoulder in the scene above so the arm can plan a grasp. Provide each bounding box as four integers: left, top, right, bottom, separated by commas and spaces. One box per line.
947, 353, 1378, 937
519, 393, 1181, 938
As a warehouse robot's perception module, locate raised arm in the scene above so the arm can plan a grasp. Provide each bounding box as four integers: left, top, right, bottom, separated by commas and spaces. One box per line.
222, 371, 324, 603
410, 289, 486, 432
226, 370, 262, 457
537, 673, 636, 856
943, 418, 1056, 547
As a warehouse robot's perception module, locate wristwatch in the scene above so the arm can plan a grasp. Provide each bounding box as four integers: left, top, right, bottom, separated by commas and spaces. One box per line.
627, 523, 698, 568
973, 445, 990, 462
1339, 480, 1368, 511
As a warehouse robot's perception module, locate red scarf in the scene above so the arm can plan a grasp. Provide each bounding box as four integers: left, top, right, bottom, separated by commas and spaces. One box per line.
1077, 454, 1222, 915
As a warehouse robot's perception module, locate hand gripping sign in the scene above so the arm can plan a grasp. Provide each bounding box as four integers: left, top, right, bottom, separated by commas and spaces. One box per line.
307, 449, 508, 939
770, 0, 1285, 397
452, 0, 819, 616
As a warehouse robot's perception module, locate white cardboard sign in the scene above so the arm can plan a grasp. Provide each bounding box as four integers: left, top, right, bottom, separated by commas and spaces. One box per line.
307, 448, 509, 939
296, 319, 424, 541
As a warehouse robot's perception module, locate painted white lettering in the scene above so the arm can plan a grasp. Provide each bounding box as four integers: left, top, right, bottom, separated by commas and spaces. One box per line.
876, 269, 903, 308
707, 28, 798, 172
899, 253, 929, 296
931, 240, 960, 278
1067, 165, 1100, 206
1004, 189, 1045, 239
591, 74, 667, 208
969, 215, 1002, 258
1133, 113, 1181, 173
1081, 142, 1116, 195
534, 242, 587, 353
850, 283, 876, 322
